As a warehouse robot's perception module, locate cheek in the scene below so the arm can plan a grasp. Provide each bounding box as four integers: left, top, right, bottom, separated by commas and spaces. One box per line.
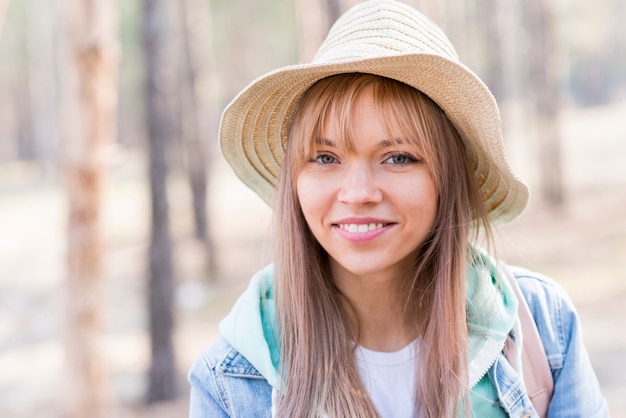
422, 182, 438, 218
399, 175, 438, 222
296, 173, 334, 232
296, 174, 318, 224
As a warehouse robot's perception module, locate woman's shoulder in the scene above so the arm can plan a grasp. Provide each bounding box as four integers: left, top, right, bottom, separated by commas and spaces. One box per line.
193, 337, 235, 368
188, 338, 274, 417
506, 265, 576, 315
502, 267, 609, 416
190, 337, 267, 379
505, 264, 582, 369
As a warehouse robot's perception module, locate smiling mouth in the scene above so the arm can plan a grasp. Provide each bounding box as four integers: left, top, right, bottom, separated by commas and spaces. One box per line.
337, 223, 388, 233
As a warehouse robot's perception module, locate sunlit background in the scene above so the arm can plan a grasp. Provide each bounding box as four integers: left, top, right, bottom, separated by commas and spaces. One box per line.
0, 0, 624, 416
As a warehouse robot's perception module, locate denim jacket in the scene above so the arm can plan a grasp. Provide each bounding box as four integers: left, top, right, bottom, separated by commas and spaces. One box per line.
188, 262, 609, 417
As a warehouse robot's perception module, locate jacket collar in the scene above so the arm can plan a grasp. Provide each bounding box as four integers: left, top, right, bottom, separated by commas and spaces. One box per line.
218, 249, 518, 390
466, 250, 518, 388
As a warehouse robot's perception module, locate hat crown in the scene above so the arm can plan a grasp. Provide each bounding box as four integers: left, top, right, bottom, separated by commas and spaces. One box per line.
219, 0, 529, 223
313, 0, 459, 64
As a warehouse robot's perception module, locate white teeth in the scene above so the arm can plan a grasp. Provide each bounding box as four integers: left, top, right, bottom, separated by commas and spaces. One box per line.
340, 223, 384, 233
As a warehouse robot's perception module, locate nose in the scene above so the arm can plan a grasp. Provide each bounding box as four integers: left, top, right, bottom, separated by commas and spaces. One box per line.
337, 162, 383, 205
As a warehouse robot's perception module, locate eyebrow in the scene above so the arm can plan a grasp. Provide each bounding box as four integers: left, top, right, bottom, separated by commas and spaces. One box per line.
376, 138, 407, 149
314, 138, 337, 147
314, 137, 408, 149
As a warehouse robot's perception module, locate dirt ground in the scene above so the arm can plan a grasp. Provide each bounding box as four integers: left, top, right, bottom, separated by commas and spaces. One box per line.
0, 100, 625, 417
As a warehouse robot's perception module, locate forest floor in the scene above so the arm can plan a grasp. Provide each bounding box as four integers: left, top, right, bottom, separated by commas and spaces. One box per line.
0, 99, 625, 417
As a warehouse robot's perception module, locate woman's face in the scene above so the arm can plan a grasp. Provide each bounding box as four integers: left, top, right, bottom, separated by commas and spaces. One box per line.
296, 88, 437, 282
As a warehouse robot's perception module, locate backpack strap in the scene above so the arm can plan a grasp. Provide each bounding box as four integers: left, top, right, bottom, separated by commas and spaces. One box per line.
500, 263, 554, 417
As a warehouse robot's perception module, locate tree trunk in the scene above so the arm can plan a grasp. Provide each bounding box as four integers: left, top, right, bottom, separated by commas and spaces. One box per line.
326, 0, 341, 23
60, 0, 118, 417
294, 0, 345, 63
0, 0, 8, 35
294, 0, 332, 63
443, 0, 467, 62
523, 0, 564, 206
142, 0, 178, 402
483, 0, 505, 101
412, 0, 445, 28
26, 0, 59, 168
178, 0, 217, 280
610, 0, 626, 91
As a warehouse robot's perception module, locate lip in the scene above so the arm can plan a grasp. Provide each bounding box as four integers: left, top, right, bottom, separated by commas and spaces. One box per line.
332, 217, 395, 243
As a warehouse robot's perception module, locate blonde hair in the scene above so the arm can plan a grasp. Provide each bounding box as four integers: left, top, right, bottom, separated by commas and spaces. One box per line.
273, 73, 492, 417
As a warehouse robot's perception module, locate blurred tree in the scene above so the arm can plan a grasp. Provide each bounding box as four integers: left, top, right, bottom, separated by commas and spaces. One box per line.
613, 0, 626, 94
294, 0, 339, 62
179, 0, 217, 279
483, 0, 505, 101
142, 0, 178, 402
25, 0, 59, 169
445, 0, 469, 62
0, 0, 8, 35
60, 0, 118, 417
522, 0, 564, 205
5, 1, 36, 162
413, 0, 445, 27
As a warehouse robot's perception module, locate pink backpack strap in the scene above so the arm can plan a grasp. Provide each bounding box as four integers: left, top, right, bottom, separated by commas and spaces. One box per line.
500, 263, 554, 417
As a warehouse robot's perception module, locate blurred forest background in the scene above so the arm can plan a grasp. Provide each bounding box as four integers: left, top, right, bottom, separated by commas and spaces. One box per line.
0, 0, 624, 416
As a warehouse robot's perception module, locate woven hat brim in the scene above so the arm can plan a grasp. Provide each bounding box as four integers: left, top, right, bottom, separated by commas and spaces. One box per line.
219, 54, 529, 224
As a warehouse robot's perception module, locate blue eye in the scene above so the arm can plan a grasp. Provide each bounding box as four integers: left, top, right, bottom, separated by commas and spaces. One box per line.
385, 153, 417, 165
315, 154, 337, 164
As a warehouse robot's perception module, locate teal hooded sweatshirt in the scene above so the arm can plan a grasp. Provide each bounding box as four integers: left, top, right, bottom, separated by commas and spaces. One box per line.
219, 255, 518, 417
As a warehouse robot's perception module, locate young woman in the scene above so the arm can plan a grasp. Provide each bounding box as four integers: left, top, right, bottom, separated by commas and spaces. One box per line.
189, 1, 608, 417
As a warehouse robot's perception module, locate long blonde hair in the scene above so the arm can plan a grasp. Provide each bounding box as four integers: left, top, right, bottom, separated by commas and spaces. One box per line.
273, 73, 492, 417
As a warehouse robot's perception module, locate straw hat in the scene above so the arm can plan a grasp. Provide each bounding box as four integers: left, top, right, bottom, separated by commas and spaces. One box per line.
219, 0, 528, 223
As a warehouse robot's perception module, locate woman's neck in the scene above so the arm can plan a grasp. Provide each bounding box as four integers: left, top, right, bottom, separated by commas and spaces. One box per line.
332, 265, 418, 352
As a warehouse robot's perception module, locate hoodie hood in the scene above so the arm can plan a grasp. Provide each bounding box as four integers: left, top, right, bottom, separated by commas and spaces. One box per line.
219, 252, 518, 390
219, 264, 281, 388
465, 249, 519, 387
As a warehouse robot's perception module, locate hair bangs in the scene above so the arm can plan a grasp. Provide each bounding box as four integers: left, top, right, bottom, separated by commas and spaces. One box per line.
277, 72, 491, 417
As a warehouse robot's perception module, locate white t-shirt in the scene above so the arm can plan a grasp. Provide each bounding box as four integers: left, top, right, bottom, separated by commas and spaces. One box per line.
356, 341, 418, 418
